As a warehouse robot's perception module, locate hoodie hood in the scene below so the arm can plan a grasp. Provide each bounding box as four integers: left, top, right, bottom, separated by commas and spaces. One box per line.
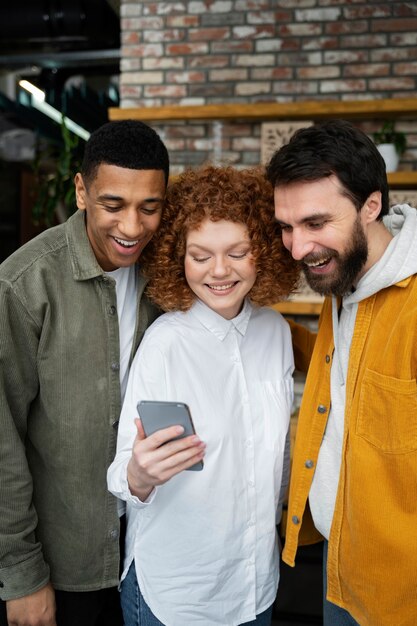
342, 203, 417, 306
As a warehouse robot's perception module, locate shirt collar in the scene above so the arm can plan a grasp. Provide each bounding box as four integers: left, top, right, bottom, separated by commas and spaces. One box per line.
190, 298, 253, 341
66, 210, 104, 281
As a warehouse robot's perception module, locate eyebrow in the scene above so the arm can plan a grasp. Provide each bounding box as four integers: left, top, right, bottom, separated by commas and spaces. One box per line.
276, 211, 332, 227
186, 240, 250, 251
96, 194, 163, 203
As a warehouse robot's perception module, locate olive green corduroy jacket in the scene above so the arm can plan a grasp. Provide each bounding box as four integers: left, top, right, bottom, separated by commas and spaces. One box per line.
0, 210, 160, 600
285, 279, 417, 626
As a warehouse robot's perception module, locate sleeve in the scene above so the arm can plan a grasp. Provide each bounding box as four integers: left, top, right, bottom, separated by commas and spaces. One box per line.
287, 318, 317, 373
0, 283, 50, 600
107, 333, 168, 507
276, 428, 291, 525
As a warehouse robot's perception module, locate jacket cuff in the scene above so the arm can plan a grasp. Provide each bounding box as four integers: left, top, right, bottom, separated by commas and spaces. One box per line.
0, 554, 50, 601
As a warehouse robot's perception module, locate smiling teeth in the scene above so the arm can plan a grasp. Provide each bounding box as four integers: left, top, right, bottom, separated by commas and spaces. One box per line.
306, 258, 330, 267
114, 236, 139, 248
208, 283, 234, 291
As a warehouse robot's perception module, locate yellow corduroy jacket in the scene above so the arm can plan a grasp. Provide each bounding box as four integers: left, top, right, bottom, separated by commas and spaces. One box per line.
284, 276, 417, 626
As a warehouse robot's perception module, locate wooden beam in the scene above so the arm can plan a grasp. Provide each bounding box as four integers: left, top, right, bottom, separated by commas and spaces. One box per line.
109, 97, 417, 122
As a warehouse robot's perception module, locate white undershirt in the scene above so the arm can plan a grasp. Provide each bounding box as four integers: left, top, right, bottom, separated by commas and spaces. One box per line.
107, 299, 294, 626
105, 265, 137, 401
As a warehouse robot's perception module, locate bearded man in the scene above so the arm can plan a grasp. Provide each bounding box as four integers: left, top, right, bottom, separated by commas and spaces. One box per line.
267, 120, 417, 626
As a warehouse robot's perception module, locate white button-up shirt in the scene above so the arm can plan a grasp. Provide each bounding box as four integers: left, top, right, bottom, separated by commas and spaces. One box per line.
107, 299, 294, 626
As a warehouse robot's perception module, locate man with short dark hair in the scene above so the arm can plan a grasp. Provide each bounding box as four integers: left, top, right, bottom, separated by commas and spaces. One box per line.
267, 120, 417, 626
0, 120, 169, 626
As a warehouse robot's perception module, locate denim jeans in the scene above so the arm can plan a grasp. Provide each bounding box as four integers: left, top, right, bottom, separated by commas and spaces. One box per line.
121, 561, 274, 626
323, 541, 359, 626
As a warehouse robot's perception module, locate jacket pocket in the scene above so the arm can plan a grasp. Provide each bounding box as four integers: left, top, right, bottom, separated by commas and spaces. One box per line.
356, 368, 417, 453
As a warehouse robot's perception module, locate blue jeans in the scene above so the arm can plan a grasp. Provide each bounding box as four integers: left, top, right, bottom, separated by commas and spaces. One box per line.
121, 561, 274, 626
323, 541, 359, 626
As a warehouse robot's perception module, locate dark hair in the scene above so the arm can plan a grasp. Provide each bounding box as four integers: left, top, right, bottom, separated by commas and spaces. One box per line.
81, 120, 169, 186
141, 165, 299, 311
266, 119, 389, 220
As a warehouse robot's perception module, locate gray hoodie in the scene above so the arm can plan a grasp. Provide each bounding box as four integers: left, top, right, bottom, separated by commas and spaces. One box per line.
309, 204, 417, 540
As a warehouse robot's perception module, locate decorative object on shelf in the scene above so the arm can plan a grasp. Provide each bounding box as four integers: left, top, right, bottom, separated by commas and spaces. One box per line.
389, 189, 417, 208
32, 119, 83, 227
261, 121, 313, 165
373, 120, 406, 173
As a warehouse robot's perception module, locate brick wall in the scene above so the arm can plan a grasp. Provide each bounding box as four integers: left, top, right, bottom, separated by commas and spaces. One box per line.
119, 0, 417, 174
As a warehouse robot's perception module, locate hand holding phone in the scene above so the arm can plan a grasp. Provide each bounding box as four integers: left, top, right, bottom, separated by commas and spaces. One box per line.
137, 400, 204, 471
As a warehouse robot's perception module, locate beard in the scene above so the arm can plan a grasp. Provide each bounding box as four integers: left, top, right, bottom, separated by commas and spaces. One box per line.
302, 216, 369, 297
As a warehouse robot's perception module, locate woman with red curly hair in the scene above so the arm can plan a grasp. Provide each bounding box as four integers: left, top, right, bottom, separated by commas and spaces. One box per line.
108, 165, 299, 626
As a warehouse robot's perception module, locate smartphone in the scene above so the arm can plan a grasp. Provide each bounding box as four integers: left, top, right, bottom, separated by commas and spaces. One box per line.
137, 400, 203, 471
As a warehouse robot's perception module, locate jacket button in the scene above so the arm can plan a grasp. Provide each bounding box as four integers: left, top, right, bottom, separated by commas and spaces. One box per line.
305, 459, 314, 469
0, 581, 3, 588
292, 515, 300, 525
108, 305, 116, 316
111, 362, 120, 371
317, 404, 327, 413
325, 354, 330, 363
112, 420, 119, 430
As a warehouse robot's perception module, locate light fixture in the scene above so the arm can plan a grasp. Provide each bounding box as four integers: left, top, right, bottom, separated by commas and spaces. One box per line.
19, 79, 91, 141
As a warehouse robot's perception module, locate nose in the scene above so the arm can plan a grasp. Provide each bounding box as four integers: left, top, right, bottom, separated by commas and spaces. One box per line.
119, 209, 144, 239
211, 255, 230, 278
284, 229, 314, 261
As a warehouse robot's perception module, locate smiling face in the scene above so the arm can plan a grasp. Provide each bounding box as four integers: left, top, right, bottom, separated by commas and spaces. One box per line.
184, 219, 257, 320
74, 164, 166, 271
274, 176, 372, 296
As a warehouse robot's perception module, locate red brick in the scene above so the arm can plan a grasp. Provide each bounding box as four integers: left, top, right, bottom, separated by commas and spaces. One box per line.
297, 66, 340, 79
343, 63, 390, 78
144, 85, 187, 97
211, 40, 253, 52
324, 50, 368, 63
166, 43, 209, 55
189, 27, 230, 41
340, 34, 387, 48
320, 79, 367, 93
144, 29, 185, 43
372, 18, 417, 33
372, 46, 417, 62
122, 44, 163, 58
232, 25, 275, 39
167, 15, 200, 27
394, 62, 417, 75
164, 126, 206, 138
369, 77, 416, 90
251, 67, 293, 80
188, 55, 229, 68
390, 33, 417, 45
343, 6, 391, 19
120, 85, 143, 98
122, 32, 142, 45
166, 71, 206, 83
273, 81, 319, 95
325, 20, 368, 35
279, 23, 323, 36
302, 36, 339, 50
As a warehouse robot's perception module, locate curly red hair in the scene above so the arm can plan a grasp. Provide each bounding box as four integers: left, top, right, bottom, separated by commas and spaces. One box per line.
141, 165, 299, 311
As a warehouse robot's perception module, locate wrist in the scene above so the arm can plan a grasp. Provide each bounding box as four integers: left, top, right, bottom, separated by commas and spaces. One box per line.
127, 460, 153, 501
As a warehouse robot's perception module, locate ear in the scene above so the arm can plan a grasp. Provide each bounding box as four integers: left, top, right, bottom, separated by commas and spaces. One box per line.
74, 173, 87, 211
362, 190, 382, 225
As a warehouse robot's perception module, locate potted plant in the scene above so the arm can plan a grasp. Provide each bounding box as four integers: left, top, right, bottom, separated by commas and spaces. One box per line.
373, 120, 406, 172
32, 119, 84, 227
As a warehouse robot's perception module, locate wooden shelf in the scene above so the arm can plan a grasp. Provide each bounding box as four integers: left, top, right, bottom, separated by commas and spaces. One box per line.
387, 171, 417, 188
271, 301, 323, 316
109, 97, 417, 123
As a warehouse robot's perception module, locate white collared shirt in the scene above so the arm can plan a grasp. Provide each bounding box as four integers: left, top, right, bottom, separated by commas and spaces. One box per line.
107, 299, 294, 626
